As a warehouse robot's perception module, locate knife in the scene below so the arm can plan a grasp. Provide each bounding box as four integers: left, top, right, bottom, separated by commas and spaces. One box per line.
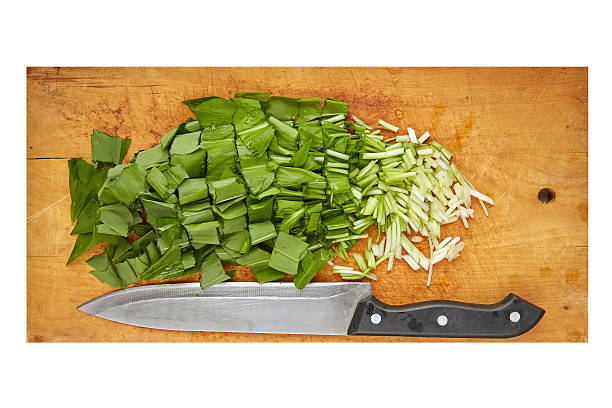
77, 282, 544, 338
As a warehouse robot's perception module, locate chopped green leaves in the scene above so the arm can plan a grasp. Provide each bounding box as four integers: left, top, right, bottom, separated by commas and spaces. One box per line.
297, 97, 321, 124
200, 253, 234, 290
209, 177, 246, 204
249, 221, 277, 245
185, 221, 220, 247
268, 231, 309, 275
135, 145, 169, 169
264, 96, 298, 121
294, 248, 332, 289
69, 91, 491, 292
99, 203, 138, 236
91, 130, 131, 168
170, 132, 201, 155
276, 167, 324, 187
190, 97, 236, 128
68, 158, 107, 222
237, 123, 275, 157
178, 178, 208, 204
232, 97, 266, 133
269, 116, 298, 151
100, 164, 148, 205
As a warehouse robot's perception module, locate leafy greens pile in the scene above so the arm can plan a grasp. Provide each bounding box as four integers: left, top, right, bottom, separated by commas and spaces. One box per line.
67, 92, 493, 290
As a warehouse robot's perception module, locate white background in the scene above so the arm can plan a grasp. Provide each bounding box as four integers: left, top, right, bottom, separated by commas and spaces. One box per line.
4, 1, 609, 407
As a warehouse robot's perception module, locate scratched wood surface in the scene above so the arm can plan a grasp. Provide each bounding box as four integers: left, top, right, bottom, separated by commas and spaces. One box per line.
26, 67, 588, 342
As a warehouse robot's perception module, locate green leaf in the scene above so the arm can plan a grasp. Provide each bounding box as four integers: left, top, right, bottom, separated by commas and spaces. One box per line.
248, 221, 277, 245
70, 200, 98, 235
141, 245, 183, 280
322, 97, 349, 117
191, 98, 236, 128
252, 187, 279, 200
155, 217, 180, 247
184, 120, 202, 133
141, 198, 177, 226
134, 145, 169, 169
305, 211, 321, 234
298, 122, 323, 151
215, 246, 239, 265
201, 124, 235, 141
275, 199, 303, 218
115, 260, 139, 285
268, 116, 298, 151
170, 149, 206, 178
146, 164, 189, 200
246, 196, 274, 223
268, 231, 309, 275
127, 257, 149, 278
182, 200, 215, 225
66, 229, 120, 265
200, 253, 234, 290
103, 164, 149, 205
112, 237, 135, 263
159, 118, 196, 150
169, 132, 201, 155
232, 97, 266, 134
237, 123, 275, 158
221, 229, 251, 254
146, 241, 162, 264
239, 161, 275, 195
160, 126, 179, 150
209, 177, 246, 204
236, 247, 270, 268
156, 228, 190, 254
91, 130, 131, 168
215, 194, 246, 212
252, 266, 286, 283
327, 174, 351, 194
294, 248, 332, 289
68, 158, 107, 222
276, 167, 324, 187
218, 215, 247, 235
145, 166, 172, 199
184, 221, 220, 247
234, 92, 271, 102
323, 214, 350, 230
264, 96, 298, 121
164, 164, 189, 189
279, 206, 306, 233
268, 135, 295, 156
195, 244, 217, 266
288, 139, 311, 168
236, 247, 286, 283
213, 199, 247, 219
178, 178, 208, 204
181, 250, 196, 271
182, 96, 218, 111
297, 97, 321, 124
87, 247, 125, 288
99, 203, 138, 236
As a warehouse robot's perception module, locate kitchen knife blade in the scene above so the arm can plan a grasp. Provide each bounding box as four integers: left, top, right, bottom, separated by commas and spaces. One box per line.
77, 282, 544, 338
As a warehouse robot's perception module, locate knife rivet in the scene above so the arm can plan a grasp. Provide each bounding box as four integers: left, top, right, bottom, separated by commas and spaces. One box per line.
509, 312, 521, 322
437, 315, 448, 326
371, 313, 382, 324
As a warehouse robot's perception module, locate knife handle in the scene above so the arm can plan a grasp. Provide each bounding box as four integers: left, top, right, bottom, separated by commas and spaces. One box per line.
347, 293, 544, 338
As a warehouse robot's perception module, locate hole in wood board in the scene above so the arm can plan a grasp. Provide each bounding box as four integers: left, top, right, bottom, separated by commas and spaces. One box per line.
538, 188, 556, 204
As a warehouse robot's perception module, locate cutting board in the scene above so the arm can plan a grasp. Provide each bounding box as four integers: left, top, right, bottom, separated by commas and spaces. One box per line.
26, 67, 588, 342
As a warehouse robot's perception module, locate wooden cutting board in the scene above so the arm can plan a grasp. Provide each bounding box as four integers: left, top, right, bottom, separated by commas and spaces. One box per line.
26, 67, 588, 342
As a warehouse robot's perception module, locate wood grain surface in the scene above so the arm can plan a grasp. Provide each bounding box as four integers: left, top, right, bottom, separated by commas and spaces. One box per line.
26, 67, 588, 342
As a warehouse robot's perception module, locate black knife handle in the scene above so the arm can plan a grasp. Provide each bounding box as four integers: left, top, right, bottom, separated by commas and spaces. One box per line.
347, 293, 544, 338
